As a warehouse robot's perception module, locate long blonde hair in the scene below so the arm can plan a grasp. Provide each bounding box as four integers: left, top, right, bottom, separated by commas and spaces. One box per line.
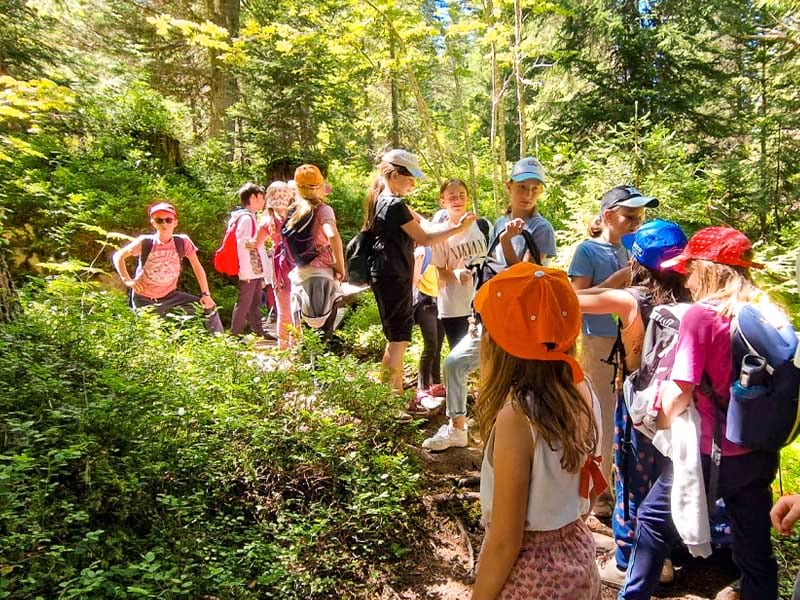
285, 187, 323, 230
688, 258, 758, 318
362, 161, 403, 230
476, 333, 598, 473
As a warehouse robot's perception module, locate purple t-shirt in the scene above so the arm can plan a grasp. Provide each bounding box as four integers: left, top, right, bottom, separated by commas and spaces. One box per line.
670, 303, 750, 457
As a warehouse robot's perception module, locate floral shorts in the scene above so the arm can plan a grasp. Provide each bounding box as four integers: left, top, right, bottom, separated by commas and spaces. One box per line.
485, 519, 601, 600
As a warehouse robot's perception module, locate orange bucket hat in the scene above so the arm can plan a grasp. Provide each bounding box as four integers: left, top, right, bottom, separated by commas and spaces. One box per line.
473, 263, 584, 382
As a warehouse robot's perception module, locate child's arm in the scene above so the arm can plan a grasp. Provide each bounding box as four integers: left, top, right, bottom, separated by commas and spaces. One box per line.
185, 253, 215, 309
472, 403, 532, 600
322, 220, 346, 281
112, 237, 145, 292
577, 288, 637, 328
771, 494, 800, 536
655, 380, 693, 428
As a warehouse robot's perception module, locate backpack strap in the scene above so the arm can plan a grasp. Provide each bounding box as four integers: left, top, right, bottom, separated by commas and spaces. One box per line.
139, 236, 155, 268
699, 373, 725, 510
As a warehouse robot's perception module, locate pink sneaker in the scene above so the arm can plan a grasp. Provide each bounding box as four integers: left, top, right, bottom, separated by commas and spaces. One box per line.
427, 383, 446, 397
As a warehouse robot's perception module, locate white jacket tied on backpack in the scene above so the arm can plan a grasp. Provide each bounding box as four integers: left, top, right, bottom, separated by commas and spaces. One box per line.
652, 402, 712, 558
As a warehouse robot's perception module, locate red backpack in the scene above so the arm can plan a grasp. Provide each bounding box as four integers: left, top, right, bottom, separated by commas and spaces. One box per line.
213, 212, 256, 276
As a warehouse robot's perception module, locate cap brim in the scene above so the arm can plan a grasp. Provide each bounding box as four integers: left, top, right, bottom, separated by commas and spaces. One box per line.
510, 173, 545, 183
621, 232, 635, 250
617, 196, 659, 208
659, 254, 688, 273
151, 210, 177, 218
408, 167, 425, 179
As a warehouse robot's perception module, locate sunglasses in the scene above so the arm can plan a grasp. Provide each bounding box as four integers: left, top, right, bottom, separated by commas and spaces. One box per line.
153, 217, 175, 224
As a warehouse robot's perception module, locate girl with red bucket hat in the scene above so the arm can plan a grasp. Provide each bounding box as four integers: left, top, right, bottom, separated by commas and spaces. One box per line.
619, 226, 780, 600
471, 263, 606, 600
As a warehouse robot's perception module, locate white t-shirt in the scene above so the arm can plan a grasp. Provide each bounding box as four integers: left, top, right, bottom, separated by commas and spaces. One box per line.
430, 221, 487, 318
232, 210, 271, 283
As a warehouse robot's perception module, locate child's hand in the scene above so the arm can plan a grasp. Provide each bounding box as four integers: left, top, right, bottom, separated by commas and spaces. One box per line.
457, 269, 472, 285
334, 265, 346, 281
771, 494, 800, 535
458, 212, 476, 229
199, 294, 215, 310
501, 218, 525, 240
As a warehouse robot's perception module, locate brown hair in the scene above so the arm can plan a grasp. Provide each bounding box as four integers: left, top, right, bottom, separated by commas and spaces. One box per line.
630, 261, 691, 305
686, 257, 758, 317
363, 160, 403, 230
439, 178, 468, 196
476, 332, 598, 473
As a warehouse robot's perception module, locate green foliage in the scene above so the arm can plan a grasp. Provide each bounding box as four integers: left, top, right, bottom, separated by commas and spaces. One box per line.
0, 277, 421, 599
335, 292, 386, 361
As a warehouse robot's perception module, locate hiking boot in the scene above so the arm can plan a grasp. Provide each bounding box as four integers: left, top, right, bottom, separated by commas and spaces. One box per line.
422, 422, 468, 451
597, 552, 626, 588
713, 580, 740, 600
427, 383, 447, 397
592, 491, 614, 518
597, 553, 673, 588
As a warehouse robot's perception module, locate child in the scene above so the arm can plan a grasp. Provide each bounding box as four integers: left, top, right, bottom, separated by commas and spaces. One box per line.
471, 263, 605, 600
576, 219, 689, 586
568, 185, 658, 515
619, 226, 779, 600
284, 164, 345, 340
112, 202, 223, 333
229, 183, 270, 338
771, 494, 800, 600
259, 181, 295, 348
430, 179, 488, 350
412, 244, 445, 410
423, 157, 555, 452
364, 149, 476, 394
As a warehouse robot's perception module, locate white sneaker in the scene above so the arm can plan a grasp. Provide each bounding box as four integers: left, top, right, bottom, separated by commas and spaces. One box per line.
422, 423, 468, 451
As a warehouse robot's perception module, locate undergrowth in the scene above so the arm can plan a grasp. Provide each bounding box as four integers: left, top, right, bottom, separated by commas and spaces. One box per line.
0, 277, 422, 599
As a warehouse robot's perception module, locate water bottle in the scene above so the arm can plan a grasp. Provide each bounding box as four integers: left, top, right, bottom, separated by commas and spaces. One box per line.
739, 354, 767, 388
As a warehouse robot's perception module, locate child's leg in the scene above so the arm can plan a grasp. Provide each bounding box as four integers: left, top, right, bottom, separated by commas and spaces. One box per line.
613, 396, 664, 570
443, 328, 481, 430
709, 452, 779, 600
414, 294, 440, 389
580, 334, 617, 486
275, 285, 293, 348
619, 462, 679, 600
441, 315, 469, 350
231, 279, 262, 335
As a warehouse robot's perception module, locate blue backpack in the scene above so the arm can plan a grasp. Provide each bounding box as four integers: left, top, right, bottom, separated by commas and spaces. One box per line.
724, 302, 800, 452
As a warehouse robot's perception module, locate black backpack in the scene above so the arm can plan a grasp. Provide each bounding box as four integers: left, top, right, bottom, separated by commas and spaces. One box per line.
345, 229, 374, 286
472, 228, 541, 292
281, 207, 319, 267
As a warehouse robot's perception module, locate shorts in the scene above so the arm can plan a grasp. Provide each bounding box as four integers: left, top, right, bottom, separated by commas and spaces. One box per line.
371, 277, 413, 342
480, 519, 600, 600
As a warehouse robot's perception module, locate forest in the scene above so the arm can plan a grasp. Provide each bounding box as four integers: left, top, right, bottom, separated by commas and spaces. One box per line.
2, 0, 800, 597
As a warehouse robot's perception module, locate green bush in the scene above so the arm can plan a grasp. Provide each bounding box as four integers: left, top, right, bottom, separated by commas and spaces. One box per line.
0, 277, 421, 599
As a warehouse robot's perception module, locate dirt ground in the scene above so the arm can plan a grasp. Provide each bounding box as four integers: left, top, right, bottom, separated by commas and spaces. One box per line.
384, 412, 744, 600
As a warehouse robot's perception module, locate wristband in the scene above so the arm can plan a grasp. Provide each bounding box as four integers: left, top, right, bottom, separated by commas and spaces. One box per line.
201, 291, 211, 297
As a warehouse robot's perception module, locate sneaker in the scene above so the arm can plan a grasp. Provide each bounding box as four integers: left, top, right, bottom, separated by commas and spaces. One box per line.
418, 391, 444, 413
428, 383, 447, 397
597, 552, 626, 588
422, 423, 468, 451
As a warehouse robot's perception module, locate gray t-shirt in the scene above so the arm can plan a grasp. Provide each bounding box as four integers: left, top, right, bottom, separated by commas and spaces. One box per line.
568, 239, 630, 337
490, 213, 557, 264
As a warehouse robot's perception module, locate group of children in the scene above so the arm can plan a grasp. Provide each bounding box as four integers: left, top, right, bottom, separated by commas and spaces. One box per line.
113, 149, 800, 599
360, 149, 799, 600
112, 164, 344, 349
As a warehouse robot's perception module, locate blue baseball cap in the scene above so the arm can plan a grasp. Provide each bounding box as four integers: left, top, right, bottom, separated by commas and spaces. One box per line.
621, 220, 688, 271
509, 157, 546, 183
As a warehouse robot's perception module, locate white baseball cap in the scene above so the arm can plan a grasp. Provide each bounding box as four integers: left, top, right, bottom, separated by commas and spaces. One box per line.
382, 149, 425, 179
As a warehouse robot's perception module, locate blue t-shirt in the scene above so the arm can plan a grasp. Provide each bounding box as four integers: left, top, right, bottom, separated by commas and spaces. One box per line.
568, 239, 630, 337
490, 213, 557, 263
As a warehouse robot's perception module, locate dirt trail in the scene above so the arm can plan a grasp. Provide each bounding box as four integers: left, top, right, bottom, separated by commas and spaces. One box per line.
387, 413, 742, 600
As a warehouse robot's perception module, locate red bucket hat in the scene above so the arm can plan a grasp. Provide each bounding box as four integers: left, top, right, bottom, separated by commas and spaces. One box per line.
660, 226, 762, 273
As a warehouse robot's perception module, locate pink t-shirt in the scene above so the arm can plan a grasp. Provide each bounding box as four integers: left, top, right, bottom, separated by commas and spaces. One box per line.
670, 303, 750, 457
309, 203, 335, 269
133, 234, 197, 299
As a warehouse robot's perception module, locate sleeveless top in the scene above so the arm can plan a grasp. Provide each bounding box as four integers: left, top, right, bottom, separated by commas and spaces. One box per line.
480, 383, 603, 531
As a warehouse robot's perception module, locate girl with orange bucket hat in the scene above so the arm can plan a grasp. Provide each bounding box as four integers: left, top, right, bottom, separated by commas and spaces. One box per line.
471, 263, 606, 600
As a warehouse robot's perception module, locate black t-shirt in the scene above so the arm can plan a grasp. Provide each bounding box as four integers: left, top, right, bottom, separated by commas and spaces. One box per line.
370, 191, 414, 280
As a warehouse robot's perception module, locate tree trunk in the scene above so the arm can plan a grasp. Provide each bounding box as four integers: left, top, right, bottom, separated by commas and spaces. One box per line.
485, 0, 507, 217
0, 255, 20, 323
390, 36, 401, 148
206, 0, 240, 146
513, 0, 527, 158
445, 36, 478, 212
